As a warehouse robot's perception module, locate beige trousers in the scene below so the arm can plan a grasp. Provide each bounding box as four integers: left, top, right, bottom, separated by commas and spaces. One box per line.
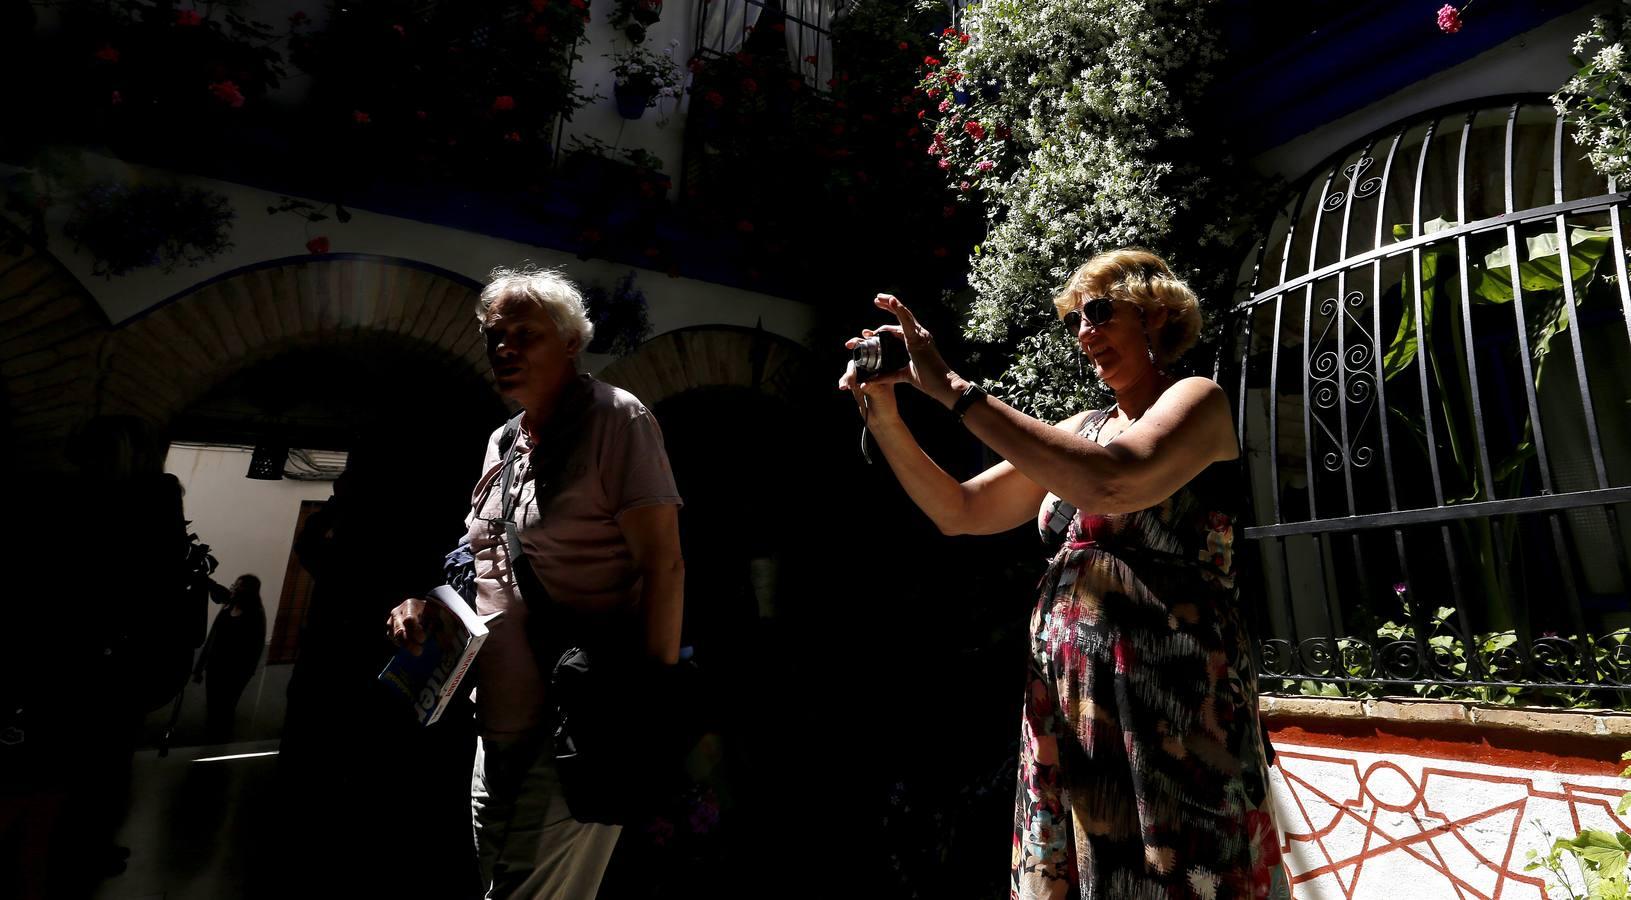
471, 735, 621, 900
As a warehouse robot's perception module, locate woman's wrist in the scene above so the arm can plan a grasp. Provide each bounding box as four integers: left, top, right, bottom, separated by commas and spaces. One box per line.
936, 373, 971, 408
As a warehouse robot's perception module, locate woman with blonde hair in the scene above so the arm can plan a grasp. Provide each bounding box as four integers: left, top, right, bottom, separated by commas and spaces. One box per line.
840, 249, 1286, 899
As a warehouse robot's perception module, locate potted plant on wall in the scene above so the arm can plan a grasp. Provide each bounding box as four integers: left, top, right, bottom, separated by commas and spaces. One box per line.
611, 0, 664, 44
608, 41, 683, 120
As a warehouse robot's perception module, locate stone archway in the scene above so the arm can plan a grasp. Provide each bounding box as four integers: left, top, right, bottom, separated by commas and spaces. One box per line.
595, 324, 815, 407
0, 252, 495, 471
0, 237, 111, 470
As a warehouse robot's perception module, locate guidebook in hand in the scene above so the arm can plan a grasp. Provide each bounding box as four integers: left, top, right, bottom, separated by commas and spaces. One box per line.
379, 585, 500, 725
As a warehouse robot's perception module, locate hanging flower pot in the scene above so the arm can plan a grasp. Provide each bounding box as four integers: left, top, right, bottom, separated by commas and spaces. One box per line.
980, 78, 1004, 101
953, 87, 972, 105
614, 82, 653, 119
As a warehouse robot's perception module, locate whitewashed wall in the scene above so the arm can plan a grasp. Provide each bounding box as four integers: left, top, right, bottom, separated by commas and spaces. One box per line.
165, 443, 339, 636
1271, 741, 1631, 898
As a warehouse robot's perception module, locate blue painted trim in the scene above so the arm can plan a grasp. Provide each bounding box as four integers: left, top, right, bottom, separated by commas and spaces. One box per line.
112, 253, 486, 328
1221, 0, 1593, 155
166, 161, 815, 304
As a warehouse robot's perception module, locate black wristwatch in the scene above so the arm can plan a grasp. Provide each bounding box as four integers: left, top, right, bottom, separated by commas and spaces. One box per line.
951, 382, 987, 421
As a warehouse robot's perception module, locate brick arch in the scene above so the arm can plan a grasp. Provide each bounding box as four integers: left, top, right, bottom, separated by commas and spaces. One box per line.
0, 236, 110, 471
0, 253, 494, 471
595, 325, 814, 408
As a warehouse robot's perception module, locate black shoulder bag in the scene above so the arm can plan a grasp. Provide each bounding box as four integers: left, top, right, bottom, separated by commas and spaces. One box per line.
493, 405, 690, 826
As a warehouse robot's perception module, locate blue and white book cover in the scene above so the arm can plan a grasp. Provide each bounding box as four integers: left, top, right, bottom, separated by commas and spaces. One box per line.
379, 585, 499, 725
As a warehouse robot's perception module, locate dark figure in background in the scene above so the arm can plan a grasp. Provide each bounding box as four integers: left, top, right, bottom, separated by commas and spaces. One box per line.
270, 448, 479, 898
0, 416, 194, 899
193, 575, 266, 743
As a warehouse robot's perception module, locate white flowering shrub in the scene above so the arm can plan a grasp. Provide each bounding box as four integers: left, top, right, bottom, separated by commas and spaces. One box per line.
1553, 3, 1631, 183
919, 0, 1256, 421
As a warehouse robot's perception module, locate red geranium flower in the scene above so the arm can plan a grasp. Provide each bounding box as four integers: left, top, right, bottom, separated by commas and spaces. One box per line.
530, 0, 549, 9
1436, 4, 1463, 34
175, 9, 202, 26
925, 87, 940, 99
306, 236, 330, 254
704, 90, 724, 108
959, 33, 970, 45
923, 56, 941, 67
493, 95, 516, 111
569, 0, 587, 8
963, 119, 986, 140
942, 27, 956, 36
735, 219, 755, 233
504, 131, 522, 143
353, 110, 370, 124
93, 45, 119, 63
897, 40, 908, 50
916, 110, 926, 119
209, 80, 245, 108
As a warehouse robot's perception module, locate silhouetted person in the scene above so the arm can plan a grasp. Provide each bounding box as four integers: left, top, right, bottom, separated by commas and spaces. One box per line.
270, 449, 478, 898
193, 575, 267, 743
0, 416, 193, 899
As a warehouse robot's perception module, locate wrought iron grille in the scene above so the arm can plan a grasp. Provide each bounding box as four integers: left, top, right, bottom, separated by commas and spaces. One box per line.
693, 0, 844, 89
1217, 97, 1631, 704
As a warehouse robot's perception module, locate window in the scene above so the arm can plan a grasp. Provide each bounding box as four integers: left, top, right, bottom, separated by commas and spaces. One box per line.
1220, 97, 1631, 704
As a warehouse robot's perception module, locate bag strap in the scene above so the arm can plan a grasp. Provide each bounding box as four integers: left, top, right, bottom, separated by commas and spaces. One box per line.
495, 411, 556, 614
1043, 407, 1116, 536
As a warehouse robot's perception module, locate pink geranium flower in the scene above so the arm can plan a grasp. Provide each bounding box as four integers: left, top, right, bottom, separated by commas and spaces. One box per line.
1436, 4, 1463, 34
209, 80, 245, 108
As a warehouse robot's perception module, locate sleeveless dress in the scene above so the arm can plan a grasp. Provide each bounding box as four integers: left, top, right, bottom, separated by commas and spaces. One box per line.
1012, 409, 1288, 900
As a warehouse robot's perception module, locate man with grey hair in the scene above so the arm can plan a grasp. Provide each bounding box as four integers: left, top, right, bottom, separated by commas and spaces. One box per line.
388, 266, 684, 898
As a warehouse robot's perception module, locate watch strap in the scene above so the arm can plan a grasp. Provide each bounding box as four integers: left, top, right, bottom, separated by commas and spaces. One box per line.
951, 382, 987, 420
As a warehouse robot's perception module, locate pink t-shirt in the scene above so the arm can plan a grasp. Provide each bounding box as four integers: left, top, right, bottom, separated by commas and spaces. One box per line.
464, 377, 681, 738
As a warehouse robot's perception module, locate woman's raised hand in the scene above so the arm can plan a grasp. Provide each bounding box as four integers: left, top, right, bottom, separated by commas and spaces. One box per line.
872, 293, 958, 405
838, 293, 963, 416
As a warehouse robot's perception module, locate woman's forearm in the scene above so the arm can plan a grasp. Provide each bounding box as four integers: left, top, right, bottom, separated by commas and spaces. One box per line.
865, 402, 972, 534
947, 377, 1128, 512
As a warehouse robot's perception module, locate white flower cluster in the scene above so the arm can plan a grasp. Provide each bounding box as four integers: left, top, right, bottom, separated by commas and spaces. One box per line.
920, 0, 1237, 420
1554, 8, 1631, 184
609, 40, 684, 101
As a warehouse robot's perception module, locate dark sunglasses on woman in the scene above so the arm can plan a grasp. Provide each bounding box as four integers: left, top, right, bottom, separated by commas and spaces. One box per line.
1061, 296, 1119, 333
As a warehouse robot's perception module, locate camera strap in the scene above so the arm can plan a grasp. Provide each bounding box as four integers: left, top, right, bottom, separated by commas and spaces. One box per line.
859, 396, 876, 465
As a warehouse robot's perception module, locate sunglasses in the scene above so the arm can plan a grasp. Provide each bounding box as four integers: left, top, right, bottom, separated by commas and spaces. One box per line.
1061, 296, 1121, 333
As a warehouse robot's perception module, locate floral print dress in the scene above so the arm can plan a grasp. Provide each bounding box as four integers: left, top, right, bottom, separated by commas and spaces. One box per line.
1013, 409, 1288, 900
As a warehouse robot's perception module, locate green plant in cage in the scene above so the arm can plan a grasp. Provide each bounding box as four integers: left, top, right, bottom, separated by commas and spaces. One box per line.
1526, 751, 1631, 899
1379, 216, 1614, 642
